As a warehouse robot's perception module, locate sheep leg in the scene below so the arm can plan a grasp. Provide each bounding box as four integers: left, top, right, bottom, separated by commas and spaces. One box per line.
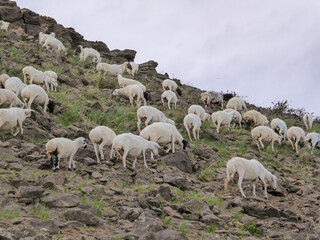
161, 97, 165, 106
137, 118, 141, 132
150, 152, 154, 160
271, 140, 275, 152
254, 139, 261, 151
12, 125, 20, 136
93, 143, 101, 164
224, 172, 234, 192
295, 140, 299, 154
98, 143, 105, 162
237, 172, 246, 198
129, 96, 134, 106
43, 99, 48, 113
143, 149, 148, 168
197, 127, 200, 139
252, 182, 256, 197
143, 97, 146, 106
171, 136, 175, 153
258, 137, 265, 149
133, 157, 137, 168
145, 116, 152, 127
44, 81, 50, 92
27, 96, 36, 109
288, 138, 294, 150
122, 150, 128, 168
54, 156, 60, 171
186, 128, 192, 141
17, 118, 24, 135
110, 144, 114, 159
192, 126, 197, 141
216, 122, 221, 133
168, 99, 171, 109
261, 177, 268, 199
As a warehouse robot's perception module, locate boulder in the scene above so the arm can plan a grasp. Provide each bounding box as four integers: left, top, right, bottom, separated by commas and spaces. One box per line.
15, 186, 44, 199
161, 151, 193, 173
41, 193, 80, 208
155, 229, 188, 240
63, 208, 100, 226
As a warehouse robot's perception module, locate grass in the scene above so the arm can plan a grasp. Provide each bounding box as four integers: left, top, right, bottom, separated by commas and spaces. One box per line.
233, 212, 244, 222
239, 221, 261, 236
205, 225, 217, 233
1, 207, 19, 219
178, 223, 189, 234
33, 205, 50, 220
171, 188, 223, 206
58, 102, 81, 126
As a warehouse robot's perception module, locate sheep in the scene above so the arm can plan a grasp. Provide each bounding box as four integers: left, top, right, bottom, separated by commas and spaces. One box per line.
211, 111, 237, 133
0, 89, 24, 108
287, 126, 306, 154
226, 97, 247, 114
111, 133, 160, 168
46, 137, 87, 171
112, 85, 147, 107
127, 62, 139, 76
0, 20, 10, 32
39, 32, 55, 45
0, 108, 34, 136
117, 74, 146, 91
270, 118, 287, 140
139, 122, 188, 159
162, 79, 182, 96
79, 45, 101, 63
188, 105, 210, 122
4, 77, 26, 96
44, 71, 58, 91
161, 90, 177, 109
22, 66, 52, 91
305, 132, 320, 154
303, 113, 313, 130
223, 109, 242, 128
137, 106, 175, 132
251, 126, 282, 152
42, 36, 66, 52
21, 85, 54, 113
0, 74, 10, 88
96, 62, 128, 76
89, 126, 116, 164
224, 157, 278, 198
201, 91, 224, 108
243, 110, 269, 129
183, 113, 202, 141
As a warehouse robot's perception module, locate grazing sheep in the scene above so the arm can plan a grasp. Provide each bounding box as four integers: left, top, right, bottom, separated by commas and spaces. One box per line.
161, 90, 177, 109
137, 106, 175, 132
224, 157, 278, 198
127, 62, 139, 76
211, 111, 237, 133
0, 20, 10, 32
188, 105, 210, 122
0, 74, 10, 88
112, 85, 147, 107
79, 45, 101, 63
89, 126, 116, 164
226, 97, 247, 114
4, 77, 26, 96
44, 71, 58, 91
42, 36, 66, 52
111, 133, 160, 168
162, 79, 182, 96
23, 66, 52, 91
251, 126, 282, 151
39, 32, 55, 45
183, 113, 202, 141
270, 118, 287, 140
21, 85, 54, 113
223, 109, 242, 128
117, 74, 146, 91
46, 137, 87, 171
287, 126, 306, 154
96, 62, 128, 76
303, 113, 313, 130
201, 91, 224, 108
305, 132, 320, 154
0, 108, 34, 136
0, 89, 24, 108
243, 110, 269, 129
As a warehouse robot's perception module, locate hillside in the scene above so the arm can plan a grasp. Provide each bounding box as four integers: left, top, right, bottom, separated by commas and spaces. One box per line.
1, 1, 320, 240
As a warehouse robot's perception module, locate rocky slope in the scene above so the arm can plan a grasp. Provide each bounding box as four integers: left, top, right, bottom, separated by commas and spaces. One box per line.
0, 1, 320, 240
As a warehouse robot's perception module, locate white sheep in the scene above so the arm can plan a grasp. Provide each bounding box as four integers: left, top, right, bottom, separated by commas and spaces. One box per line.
223, 109, 242, 128
183, 113, 202, 141
79, 45, 101, 63
188, 105, 210, 122
0, 74, 9, 88
137, 106, 175, 132
21, 84, 52, 113
162, 79, 182, 96
224, 157, 278, 198
39, 32, 55, 45
161, 90, 177, 110
287, 126, 306, 154
42, 36, 66, 52
111, 133, 160, 168
0, 89, 24, 108
46, 137, 87, 171
243, 110, 269, 128
305, 132, 320, 154
251, 126, 282, 152
0, 108, 34, 136
44, 71, 58, 91
89, 126, 116, 164
4, 77, 26, 96
201, 91, 224, 108
303, 113, 313, 130
270, 118, 287, 140
112, 85, 147, 107
96, 62, 128, 76
0, 20, 10, 32
22, 66, 51, 91
226, 97, 247, 114
211, 111, 237, 133
117, 74, 146, 91
127, 62, 139, 76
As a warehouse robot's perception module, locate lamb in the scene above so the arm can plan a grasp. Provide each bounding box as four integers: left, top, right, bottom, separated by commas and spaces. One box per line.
39, 32, 55, 45
89, 126, 116, 164
46, 137, 87, 171
0, 74, 10, 88
0, 20, 10, 32
111, 133, 160, 168
0, 89, 24, 108
162, 79, 182, 96
112, 85, 147, 107
251, 126, 282, 152
161, 90, 177, 109
188, 105, 210, 122
211, 111, 237, 133
117, 74, 146, 91
137, 106, 175, 132
287, 126, 306, 154
42, 36, 66, 52
226, 97, 247, 114
243, 110, 269, 129
201, 91, 224, 108
4, 77, 26, 96
183, 113, 202, 141
303, 113, 313, 130
224, 157, 278, 198
270, 118, 287, 140
223, 109, 242, 128
79, 45, 101, 63
44, 71, 58, 91
22, 66, 52, 91
127, 62, 139, 76
0, 108, 34, 136
21, 85, 54, 113
305, 132, 320, 154
96, 62, 128, 76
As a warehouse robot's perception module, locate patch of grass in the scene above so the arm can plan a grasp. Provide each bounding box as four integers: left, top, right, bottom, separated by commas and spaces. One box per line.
1, 207, 19, 219
239, 221, 261, 236
56, 235, 65, 239
33, 205, 50, 220
162, 217, 172, 225
133, 183, 156, 193
205, 225, 217, 233
178, 223, 189, 234
233, 212, 244, 222
59, 102, 81, 126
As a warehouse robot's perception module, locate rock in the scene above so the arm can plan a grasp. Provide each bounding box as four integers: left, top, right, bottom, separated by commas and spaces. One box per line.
8, 163, 23, 171
15, 186, 44, 199
119, 207, 141, 222
92, 171, 102, 179
138, 60, 158, 73
41, 172, 66, 188
161, 151, 193, 173
163, 174, 190, 190
41, 193, 80, 208
50, 126, 69, 137
0, 195, 9, 207
29, 220, 60, 234
84, 157, 97, 166
201, 214, 221, 225
163, 206, 183, 219
139, 233, 156, 240
108, 49, 136, 62
155, 229, 188, 240
157, 184, 172, 201
0, 2, 22, 23
63, 208, 100, 226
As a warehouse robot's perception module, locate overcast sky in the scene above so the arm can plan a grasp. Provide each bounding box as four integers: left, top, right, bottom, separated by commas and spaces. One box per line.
15, 0, 320, 115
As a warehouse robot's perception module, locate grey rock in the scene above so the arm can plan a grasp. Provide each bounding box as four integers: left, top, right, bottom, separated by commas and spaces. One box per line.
41, 193, 80, 208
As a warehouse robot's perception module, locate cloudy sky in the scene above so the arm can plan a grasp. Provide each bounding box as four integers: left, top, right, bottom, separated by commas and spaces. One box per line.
15, 0, 320, 115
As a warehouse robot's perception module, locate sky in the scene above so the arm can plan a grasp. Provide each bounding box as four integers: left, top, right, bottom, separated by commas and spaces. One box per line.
15, 0, 320, 116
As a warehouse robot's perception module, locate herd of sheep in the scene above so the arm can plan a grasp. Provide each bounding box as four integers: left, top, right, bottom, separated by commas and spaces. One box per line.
1, 21, 320, 199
